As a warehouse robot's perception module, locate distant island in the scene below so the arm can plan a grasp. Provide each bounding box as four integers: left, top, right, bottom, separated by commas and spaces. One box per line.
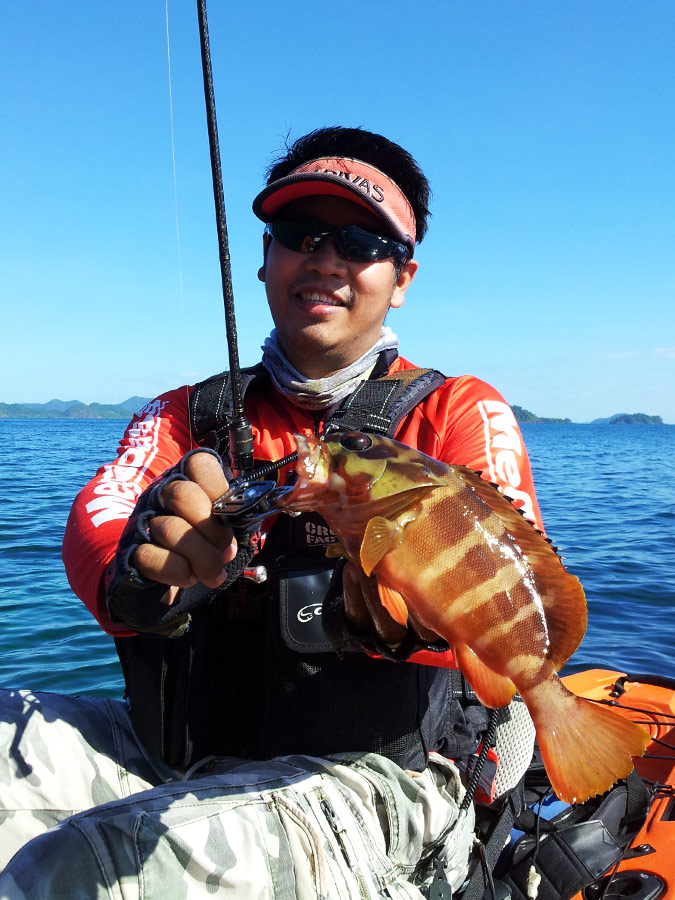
0, 397, 151, 420
511, 406, 573, 424
513, 406, 664, 425
0, 398, 666, 425
589, 413, 664, 425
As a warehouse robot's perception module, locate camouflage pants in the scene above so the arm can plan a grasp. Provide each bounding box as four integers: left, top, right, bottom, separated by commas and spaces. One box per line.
0, 690, 475, 899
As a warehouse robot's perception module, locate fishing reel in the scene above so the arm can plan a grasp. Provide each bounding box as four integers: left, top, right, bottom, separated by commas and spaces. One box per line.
212, 460, 300, 585
212, 445, 300, 528
212, 476, 297, 528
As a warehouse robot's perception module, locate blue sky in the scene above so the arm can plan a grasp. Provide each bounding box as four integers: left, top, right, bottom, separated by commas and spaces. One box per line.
2, 2, 673, 423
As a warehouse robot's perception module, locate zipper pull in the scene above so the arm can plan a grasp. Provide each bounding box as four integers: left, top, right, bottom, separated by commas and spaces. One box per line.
320, 797, 345, 836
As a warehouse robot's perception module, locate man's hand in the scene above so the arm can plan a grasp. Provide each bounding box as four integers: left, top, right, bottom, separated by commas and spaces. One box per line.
131, 451, 238, 604
342, 561, 441, 646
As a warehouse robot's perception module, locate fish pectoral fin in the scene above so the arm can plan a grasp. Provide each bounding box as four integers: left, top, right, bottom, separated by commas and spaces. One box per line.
377, 580, 409, 627
360, 516, 400, 577
453, 643, 517, 709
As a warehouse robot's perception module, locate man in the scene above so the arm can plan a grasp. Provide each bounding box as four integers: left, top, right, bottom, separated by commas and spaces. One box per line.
0, 127, 543, 897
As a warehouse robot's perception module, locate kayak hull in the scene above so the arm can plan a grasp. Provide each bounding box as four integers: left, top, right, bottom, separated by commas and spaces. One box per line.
563, 669, 675, 900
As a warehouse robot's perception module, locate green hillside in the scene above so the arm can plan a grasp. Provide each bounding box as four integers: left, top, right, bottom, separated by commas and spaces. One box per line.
0, 397, 150, 419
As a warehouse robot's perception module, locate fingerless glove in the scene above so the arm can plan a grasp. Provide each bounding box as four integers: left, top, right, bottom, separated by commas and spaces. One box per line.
320, 558, 451, 661
105, 449, 254, 637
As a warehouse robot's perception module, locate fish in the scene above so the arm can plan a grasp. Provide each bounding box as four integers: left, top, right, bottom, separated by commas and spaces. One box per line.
279, 429, 648, 804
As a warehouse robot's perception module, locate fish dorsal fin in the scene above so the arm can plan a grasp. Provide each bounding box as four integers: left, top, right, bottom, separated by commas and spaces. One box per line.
451, 465, 587, 669
377, 580, 409, 627
527, 568, 586, 670
361, 516, 400, 576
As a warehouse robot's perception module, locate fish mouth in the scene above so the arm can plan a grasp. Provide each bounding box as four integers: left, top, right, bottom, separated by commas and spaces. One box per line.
295, 433, 323, 477
278, 433, 332, 510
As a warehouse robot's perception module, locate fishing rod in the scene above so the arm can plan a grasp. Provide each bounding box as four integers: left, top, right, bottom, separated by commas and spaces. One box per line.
195, 0, 297, 524
195, 0, 252, 476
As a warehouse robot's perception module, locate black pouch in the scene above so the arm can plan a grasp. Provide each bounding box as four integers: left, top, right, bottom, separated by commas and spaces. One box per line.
500, 769, 651, 900
278, 561, 337, 653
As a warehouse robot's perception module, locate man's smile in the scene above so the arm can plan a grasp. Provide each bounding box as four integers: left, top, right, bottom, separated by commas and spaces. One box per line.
294, 289, 350, 310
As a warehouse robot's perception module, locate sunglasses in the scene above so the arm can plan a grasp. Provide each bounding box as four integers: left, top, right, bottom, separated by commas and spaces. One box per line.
266, 218, 409, 267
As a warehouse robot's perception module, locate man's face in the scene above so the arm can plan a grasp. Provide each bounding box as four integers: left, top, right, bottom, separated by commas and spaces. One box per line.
260, 195, 418, 379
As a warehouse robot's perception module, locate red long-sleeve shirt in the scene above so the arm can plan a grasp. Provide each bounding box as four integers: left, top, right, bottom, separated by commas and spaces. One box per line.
62, 357, 544, 635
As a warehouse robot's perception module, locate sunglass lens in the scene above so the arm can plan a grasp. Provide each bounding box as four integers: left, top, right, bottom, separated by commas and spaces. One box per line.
339, 229, 390, 262
269, 219, 407, 265
269, 220, 316, 252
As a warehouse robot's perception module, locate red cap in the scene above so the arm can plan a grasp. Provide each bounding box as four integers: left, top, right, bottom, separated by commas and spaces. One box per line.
252, 157, 416, 255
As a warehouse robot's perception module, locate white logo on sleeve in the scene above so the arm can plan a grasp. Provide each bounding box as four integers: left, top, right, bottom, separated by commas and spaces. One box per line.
477, 400, 536, 523
85, 402, 167, 527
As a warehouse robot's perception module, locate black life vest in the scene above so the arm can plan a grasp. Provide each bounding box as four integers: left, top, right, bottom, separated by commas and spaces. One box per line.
115, 361, 490, 769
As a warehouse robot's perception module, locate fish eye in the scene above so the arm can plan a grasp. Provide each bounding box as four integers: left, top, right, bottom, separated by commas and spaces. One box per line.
339, 432, 372, 451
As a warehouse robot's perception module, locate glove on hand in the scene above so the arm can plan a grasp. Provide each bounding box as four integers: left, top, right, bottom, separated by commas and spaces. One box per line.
105, 448, 254, 637
321, 557, 450, 661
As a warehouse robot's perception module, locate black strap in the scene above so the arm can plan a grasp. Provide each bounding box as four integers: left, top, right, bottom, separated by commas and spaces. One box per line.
621, 769, 651, 838
450, 668, 479, 701
460, 787, 525, 900
189, 363, 268, 457
325, 367, 446, 436
190, 362, 448, 450
325, 379, 400, 434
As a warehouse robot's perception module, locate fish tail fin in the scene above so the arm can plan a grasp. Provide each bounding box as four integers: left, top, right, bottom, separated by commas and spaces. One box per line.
525, 677, 648, 804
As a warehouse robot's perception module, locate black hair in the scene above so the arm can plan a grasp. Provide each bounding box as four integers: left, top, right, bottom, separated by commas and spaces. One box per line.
265, 126, 431, 242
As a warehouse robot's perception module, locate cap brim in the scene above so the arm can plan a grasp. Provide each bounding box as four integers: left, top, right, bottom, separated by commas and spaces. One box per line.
253, 172, 415, 255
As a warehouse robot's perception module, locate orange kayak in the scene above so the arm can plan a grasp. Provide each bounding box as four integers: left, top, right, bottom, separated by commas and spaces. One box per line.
563, 670, 675, 900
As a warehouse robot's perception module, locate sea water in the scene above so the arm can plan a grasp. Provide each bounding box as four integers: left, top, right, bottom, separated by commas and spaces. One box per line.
0, 419, 673, 697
